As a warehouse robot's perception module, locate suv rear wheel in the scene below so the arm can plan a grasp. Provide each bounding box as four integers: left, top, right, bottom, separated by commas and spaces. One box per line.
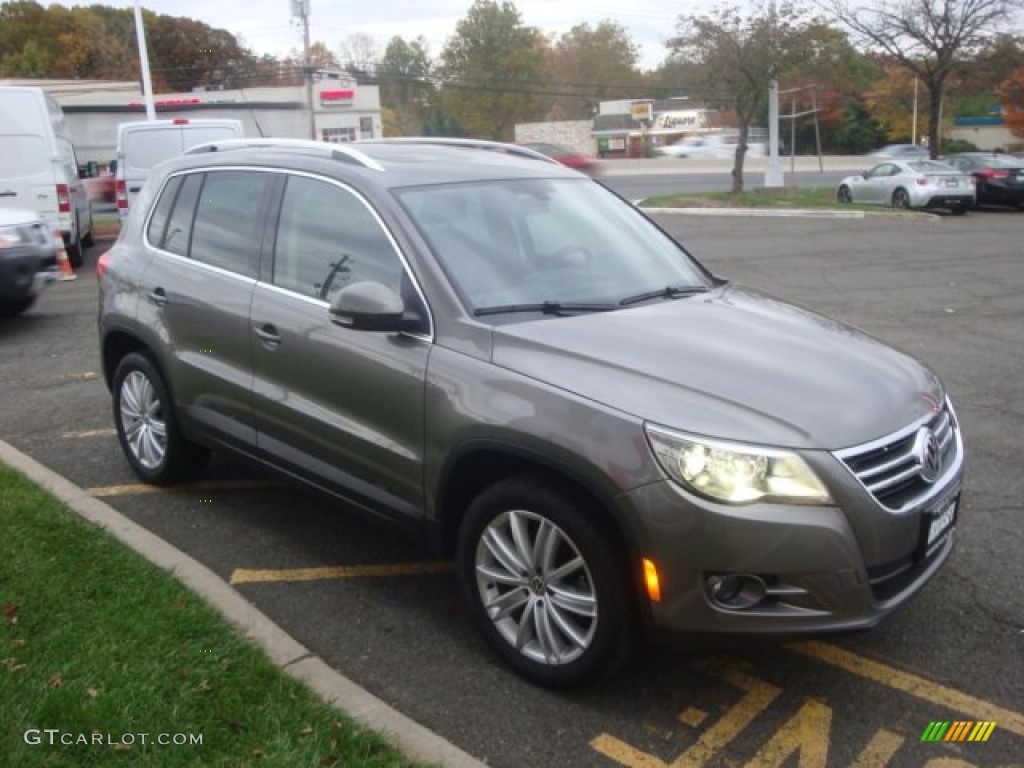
457, 474, 635, 688
112, 352, 209, 484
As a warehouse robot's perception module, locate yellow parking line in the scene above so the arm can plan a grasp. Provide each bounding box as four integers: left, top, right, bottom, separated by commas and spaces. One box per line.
88, 479, 286, 497
62, 428, 117, 439
230, 562, 455, 585
788, 641, 1024, 738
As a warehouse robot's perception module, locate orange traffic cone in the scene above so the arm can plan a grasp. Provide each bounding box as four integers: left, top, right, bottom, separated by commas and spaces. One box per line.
54, 228, 77, 281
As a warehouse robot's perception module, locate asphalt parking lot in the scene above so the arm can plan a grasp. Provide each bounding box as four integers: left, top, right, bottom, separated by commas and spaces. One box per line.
1, 209, 1022, 767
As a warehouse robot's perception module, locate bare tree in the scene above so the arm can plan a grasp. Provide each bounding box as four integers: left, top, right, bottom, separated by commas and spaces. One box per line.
821, 0, 1019, 156
338, 32, 380, 77
668, 3, 832, 192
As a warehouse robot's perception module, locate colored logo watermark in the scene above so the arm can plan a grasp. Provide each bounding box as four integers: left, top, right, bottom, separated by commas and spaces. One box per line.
921, 721, 997, 742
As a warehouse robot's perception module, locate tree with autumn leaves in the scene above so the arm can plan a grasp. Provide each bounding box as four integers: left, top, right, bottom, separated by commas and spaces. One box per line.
2, 0, 1021, 151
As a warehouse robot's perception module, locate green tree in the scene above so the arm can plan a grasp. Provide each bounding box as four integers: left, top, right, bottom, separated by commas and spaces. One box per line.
538, 21, 641, 121
378, 36, 436, 136
667, 2, 834, 192
438, 0, 545, 140
997, 69, 1024, 139
822, 0, 1018, 157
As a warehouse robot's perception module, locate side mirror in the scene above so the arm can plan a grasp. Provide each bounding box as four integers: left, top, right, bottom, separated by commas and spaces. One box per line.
329, 281, 416, 332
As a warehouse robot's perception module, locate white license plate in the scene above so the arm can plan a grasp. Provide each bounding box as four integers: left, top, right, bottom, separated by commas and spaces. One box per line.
944, 179, 958, 187
926, 498, 957, 548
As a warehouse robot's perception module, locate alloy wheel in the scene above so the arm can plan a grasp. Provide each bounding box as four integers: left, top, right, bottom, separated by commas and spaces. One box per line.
118, 370, 167, 470
474, 509, 598, 666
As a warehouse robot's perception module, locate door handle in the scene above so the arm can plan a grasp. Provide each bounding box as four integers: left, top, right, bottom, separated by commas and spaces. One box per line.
146, 288, 168, 307
254, 324, 281, 347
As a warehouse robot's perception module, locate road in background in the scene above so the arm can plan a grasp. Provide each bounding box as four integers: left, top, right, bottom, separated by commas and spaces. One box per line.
599, 154, 867, 200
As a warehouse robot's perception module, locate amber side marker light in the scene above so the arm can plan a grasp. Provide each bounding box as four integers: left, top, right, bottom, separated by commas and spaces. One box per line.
643, 558, 662, 603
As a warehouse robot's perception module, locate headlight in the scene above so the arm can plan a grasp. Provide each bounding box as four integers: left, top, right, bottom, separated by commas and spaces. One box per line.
645, 424, 832, 505
0, 225, 29, 249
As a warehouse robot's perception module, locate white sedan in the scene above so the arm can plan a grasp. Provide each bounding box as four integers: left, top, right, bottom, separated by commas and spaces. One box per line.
837, 160, 975, 214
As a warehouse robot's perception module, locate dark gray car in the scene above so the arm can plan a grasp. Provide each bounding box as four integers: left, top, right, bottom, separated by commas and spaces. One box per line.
97, 138, 965, 688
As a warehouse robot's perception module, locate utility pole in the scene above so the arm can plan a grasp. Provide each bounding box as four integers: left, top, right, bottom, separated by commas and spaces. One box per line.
291, 0, 316, 140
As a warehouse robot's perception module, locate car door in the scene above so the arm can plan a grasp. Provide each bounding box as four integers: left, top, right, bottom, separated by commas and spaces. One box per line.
250, 172, 430, 522
861, 163, 896, 204
138, 168, 275, 452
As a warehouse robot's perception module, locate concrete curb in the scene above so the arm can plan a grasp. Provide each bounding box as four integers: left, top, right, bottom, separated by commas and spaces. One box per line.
0, 438, 486, 768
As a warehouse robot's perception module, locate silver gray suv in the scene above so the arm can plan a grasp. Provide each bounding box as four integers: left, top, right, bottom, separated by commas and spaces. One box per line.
98, 138, 965, 687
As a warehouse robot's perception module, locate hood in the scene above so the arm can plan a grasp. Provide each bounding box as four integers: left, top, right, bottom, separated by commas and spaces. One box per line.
490, 286, 943, 450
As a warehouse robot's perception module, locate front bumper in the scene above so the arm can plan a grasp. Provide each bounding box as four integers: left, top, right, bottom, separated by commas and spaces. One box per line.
622, 408, 965, 638
0, 245, 58, 300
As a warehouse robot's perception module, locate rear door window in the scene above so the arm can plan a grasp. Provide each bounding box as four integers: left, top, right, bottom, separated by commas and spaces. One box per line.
150, 170, 271, 279
123, 129, 182, 172
190, 171, 273, 278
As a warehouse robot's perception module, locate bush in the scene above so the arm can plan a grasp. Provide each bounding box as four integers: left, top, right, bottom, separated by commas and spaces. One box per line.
941, 138, 979, 153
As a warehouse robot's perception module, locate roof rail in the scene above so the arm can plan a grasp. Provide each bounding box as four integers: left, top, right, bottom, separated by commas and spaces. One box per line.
185, 138, 385, 172
355, 137, 561, 166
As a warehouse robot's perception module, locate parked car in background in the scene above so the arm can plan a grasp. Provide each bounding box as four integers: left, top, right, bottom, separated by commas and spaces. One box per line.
115, 118, 244, 218
654, 133, 765, 159
0, 85, 94, 268
519, 142, 600, 175
940, 152, 1024, 210
99, 137, 965, 688
869, 144, 930, 159
837, 160, 975, 214
0, 207, 57, 317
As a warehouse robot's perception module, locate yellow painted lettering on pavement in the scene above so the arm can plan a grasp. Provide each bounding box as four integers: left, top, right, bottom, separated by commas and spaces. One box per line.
788, 641, 1024, 738
742, 698, 831, 768
590, 663, 782, 767
849, 729, 903, 768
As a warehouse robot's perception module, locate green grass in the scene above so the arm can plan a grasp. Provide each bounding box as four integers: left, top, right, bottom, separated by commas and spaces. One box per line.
0, 463, 429, 767
640, 186, 880, 211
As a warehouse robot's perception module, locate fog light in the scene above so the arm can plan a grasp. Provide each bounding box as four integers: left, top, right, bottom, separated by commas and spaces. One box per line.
706, 573, 767, 610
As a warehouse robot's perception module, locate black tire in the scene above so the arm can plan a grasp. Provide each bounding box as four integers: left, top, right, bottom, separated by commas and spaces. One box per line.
0, 297, 35, 318
112, 352, 209, 485
66, 232, 84, 269
951, 206, 968, 216
837, 185, 852, 204
457, 474, 635, 688
892, 188, 911, 210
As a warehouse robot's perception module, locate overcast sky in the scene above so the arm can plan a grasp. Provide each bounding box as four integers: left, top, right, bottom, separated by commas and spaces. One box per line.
101, 1, 697, 71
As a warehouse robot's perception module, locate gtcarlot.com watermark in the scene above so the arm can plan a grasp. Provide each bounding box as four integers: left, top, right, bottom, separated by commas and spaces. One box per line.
24, 729, 203, 747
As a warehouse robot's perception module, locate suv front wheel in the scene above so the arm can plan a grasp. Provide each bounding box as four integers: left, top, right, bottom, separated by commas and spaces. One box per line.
112, 352, 209, 484
457, 474, 635, 688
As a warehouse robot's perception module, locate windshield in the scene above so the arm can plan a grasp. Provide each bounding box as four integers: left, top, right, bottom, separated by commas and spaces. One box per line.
396, 178, 711, 313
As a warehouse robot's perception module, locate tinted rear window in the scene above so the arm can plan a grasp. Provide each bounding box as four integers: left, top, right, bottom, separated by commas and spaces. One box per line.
123, 129, 183, 171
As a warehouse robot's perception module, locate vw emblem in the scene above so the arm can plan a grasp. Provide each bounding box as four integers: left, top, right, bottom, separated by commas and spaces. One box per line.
915, 428, 941, 483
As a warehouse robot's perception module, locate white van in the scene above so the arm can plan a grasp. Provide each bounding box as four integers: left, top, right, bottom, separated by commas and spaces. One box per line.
115, 118, 244, 218
0, 86, 94, 268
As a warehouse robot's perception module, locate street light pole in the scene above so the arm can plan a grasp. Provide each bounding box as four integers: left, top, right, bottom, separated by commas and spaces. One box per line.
132, 0, 156, 121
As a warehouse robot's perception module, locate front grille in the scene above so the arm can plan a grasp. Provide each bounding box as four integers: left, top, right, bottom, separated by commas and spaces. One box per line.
835, 402, 960, 512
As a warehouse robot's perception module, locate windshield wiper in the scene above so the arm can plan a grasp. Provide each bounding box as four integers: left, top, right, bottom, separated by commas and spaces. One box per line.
618, 285, 711, 307
474, 300, 618, 317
